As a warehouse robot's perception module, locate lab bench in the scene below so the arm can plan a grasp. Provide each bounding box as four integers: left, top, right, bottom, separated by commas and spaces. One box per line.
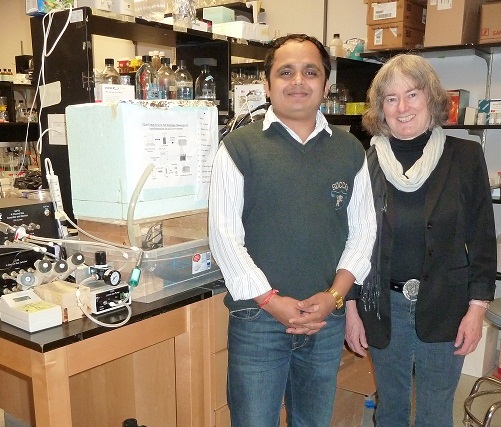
0, 279, 229, 427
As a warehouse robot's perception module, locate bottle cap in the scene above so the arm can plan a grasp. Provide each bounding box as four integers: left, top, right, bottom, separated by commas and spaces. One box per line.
105, 58, 115, 66
333, 33, 340, 38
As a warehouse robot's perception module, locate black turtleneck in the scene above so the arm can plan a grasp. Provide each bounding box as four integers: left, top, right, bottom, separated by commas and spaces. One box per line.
388, 130, 432, 284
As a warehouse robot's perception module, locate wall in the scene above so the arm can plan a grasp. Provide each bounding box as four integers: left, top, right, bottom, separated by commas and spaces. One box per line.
0, 0, 33, 72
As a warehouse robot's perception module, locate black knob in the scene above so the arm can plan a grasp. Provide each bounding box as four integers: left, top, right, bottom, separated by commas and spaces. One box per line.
123, 419, 138, 427
95, 251, 107, 266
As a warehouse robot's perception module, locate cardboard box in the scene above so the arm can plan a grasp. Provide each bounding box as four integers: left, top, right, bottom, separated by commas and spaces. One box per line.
478, 2, 501, 44
446, 89, 470, 125
95, 84, 135, 103
212, 21, 270, 42
203, 6, 235, 24
331, 350, 376, 426
462, 321, 500, 377
26, 0, 73, 15
424, 0, 484, 47
478, 99, 501, 124
65, 101, 219, 221
367, 22, 424, 50
367, 0, 426, 31
463, 107, 478, 125
33, 280, 88, 322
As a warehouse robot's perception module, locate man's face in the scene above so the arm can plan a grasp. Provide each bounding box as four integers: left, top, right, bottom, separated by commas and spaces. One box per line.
265, 40, 328, 126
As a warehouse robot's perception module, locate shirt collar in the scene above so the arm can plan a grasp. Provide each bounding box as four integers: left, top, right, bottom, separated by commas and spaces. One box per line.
262, 106, 332, 144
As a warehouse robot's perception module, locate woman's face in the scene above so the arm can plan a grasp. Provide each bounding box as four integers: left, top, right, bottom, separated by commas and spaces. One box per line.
382, 74, 431, 140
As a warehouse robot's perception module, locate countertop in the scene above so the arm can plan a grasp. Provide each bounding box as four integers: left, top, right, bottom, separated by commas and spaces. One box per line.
0, 279, 227, 353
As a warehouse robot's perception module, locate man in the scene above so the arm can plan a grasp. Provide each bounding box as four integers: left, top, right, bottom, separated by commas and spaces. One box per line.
208, 34, 376, 427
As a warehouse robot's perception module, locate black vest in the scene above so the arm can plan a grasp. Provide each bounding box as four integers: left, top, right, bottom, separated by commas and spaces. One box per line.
222, 120, 365, 311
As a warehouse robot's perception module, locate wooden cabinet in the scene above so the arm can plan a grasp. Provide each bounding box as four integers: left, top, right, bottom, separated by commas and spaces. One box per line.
0, 288, 234, 427
206, 291, 230, 426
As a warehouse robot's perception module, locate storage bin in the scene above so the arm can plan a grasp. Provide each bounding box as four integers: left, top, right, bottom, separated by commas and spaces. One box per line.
203, 6, 235, 24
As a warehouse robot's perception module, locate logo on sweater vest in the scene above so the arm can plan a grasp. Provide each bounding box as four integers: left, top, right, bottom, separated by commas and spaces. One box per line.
331, 182, 348, 209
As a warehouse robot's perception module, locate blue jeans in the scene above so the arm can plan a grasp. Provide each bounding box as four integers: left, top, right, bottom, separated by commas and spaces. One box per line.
369, 291, 464, 427
227, 307, 345, 427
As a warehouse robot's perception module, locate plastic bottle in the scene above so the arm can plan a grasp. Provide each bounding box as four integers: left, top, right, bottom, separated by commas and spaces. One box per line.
135, 55, 161, 100
195, 63, 216, 101
101, 58, 121, 85
329, 33, 344, 58
157, 57, 176, 99
174, 59, 193, 100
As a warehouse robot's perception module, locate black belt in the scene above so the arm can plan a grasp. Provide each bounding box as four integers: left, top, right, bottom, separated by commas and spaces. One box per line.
390, 281, 406, 293
390, 279, 420, 301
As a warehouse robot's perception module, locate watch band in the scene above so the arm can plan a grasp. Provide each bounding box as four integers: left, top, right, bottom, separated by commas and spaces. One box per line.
325, 288, 344, 309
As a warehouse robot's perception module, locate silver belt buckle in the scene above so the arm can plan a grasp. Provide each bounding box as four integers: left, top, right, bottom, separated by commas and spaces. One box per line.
402, 279, 420, 301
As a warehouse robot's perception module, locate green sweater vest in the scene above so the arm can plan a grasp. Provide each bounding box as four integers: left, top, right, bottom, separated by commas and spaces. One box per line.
223, 120, 365, 311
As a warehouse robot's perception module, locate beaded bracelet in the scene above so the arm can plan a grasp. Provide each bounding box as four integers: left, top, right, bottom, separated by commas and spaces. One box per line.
469, 300, 489, 309
258, 289, 279, 308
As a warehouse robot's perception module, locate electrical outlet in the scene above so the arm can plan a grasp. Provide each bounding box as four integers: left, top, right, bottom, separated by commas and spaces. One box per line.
47, 113, 68, 146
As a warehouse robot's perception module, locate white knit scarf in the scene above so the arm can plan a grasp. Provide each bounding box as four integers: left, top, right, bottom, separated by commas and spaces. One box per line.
370, 127, 446, 192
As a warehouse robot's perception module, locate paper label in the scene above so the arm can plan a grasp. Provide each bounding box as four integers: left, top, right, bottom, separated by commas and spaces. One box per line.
20, 301, 57, 313
192, 251, 212, 274
373, 2, 397, 20
437, 0, 452, 11
122, 102, 218, 202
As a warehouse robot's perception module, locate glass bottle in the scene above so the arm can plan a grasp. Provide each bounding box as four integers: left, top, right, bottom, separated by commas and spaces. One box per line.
329, 33, 344, 58
151, 50, 161, 71
16, 100, 28, 123
174, 60, 193, 100
157, 57, 176, 99
172, 0, 195, 28
135, 55, 161, 100
101, 58, 121, 85
195, 64, 216, 101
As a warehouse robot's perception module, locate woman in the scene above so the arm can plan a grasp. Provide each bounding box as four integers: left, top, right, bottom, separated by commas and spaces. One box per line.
344, 53, 497, 426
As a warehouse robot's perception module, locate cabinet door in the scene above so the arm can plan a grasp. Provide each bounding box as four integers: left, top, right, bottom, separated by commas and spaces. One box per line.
209, 291, 229, 353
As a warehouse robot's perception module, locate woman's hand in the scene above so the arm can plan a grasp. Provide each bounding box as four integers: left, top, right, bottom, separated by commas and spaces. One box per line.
454, 303, 486, 355
345, 300, 368, 357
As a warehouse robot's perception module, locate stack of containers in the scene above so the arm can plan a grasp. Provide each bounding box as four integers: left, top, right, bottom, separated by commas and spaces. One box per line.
366, 0, 427, 50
